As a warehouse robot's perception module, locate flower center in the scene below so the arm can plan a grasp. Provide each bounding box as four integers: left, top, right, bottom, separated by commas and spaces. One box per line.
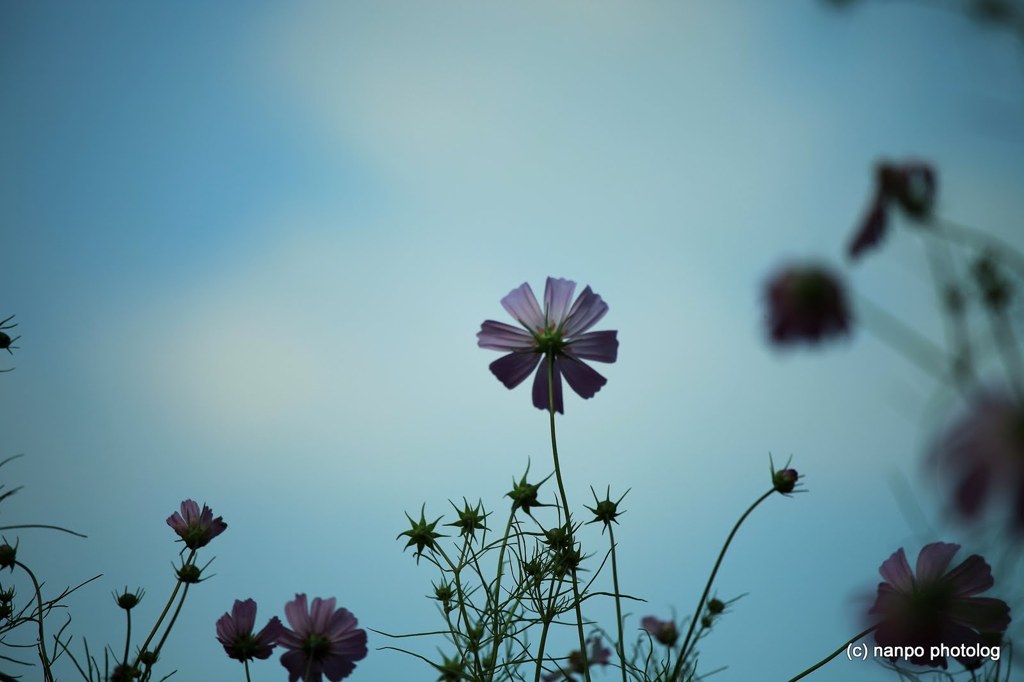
533, 325, 566, 355
303, 633, 331, 660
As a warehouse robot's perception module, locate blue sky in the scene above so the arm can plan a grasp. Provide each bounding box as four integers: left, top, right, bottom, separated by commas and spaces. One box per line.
2, 2, 1023, 681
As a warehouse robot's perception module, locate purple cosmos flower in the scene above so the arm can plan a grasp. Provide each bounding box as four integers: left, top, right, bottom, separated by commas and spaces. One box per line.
279, 594, 367, 682
931, 390, 1024, 532
868, 542, 1010, 669
848, 161, 937, 260
541, 637, 612, 682
216, 599, 285, 662
641, 615, 680, 646
765, 264, 851, 346
477, 277, 618, 414
166, 499, 227, 550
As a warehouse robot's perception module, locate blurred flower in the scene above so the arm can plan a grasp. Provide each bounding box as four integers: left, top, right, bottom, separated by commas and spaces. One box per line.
0, 541, 16, 571
477, 277, 618, 413
641, 615, 679, 646
848, 161, 936, 260
216, 598, 285, 662
279, 594, 367, 682
868, 542, 1010, 668
166, 499, 227, 550
542, 636, 612, 682
932, 390, 1024, 532
765, 265, 850, 346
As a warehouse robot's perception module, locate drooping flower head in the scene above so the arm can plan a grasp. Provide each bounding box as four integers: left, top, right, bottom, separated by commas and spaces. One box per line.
868, 542, 1010, 669
641, 615, 679, 646
931, 390, 1024, 532
166, 499, 227, 550
848, 160, 937, 260
216, 599, 285, 662
477, 277, 618, 414
279, 594, 367, 682
765, 264, 851, 346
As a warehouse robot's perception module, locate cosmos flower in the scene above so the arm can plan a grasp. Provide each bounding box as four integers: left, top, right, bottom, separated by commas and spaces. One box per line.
932, 390, 1024, 532
216, 599, 285, 662
765, 265, 851, 346
868, 542, 1010, 669
848, 161, 937, 260
166, 499, 227, 550
279, 594, 367, 682
641, 615, 679, 646
541, 637, 612, 682
477, 277, 618, 414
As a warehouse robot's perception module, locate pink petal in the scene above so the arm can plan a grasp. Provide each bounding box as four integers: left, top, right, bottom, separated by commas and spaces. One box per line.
878, 548, 914, 591
562, 286, 609, 337
915, 542, 960, 585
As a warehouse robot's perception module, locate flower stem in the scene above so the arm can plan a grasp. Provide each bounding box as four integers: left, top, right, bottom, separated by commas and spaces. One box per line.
152, 582, 190, 661
133, 548, 196, 671
486, 512, 516, 682
670, 488, 774, 681
17, 561, 54, 682
785, 625, 877, 682
606, 523, 627, 682
244, 659, 252, 682
546, 352, 591, 682
123, 608, 132, 668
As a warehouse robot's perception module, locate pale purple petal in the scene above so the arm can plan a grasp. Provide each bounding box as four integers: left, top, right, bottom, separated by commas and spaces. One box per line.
501, 283, 545, 332
562, 286, 608, 337
478, 320, 536, 351
285, 594, 310, 633
489, 352, 542, 390
559, 356, 607, 399
310, 597, 337, 634
566, 330, 618, 363
232, 599, 257, 634
544, 277, 576, 327
531, 360, 564, 414
915, 542, 960, 585
878, 548, 914, 591
943, 554, 994, 597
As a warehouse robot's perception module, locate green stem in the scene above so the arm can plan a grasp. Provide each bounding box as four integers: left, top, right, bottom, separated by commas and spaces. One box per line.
244, 659, 252, 682
670, 488, 774, 681
606, 524, 627, 682
133, 548, 196, 671
152, 582, 190, 660
785, 625, 877, 682
16, 561, 54, 682
546, 353, 591, 682
486, 512, 516, 682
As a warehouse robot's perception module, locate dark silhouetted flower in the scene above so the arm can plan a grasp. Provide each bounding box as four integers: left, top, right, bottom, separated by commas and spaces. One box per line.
166, 499, 227, 550
542, 636, 612, 682
848, 161, 937, 260
641, 615, 679, 646
478, 277, 618, 413
216, 598, 285, 662
279, 594, 367, 682
868, 542, 1010, 669
114, 587, 144, 611
932, 390, 1024, 532
765, 265, 850, 346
